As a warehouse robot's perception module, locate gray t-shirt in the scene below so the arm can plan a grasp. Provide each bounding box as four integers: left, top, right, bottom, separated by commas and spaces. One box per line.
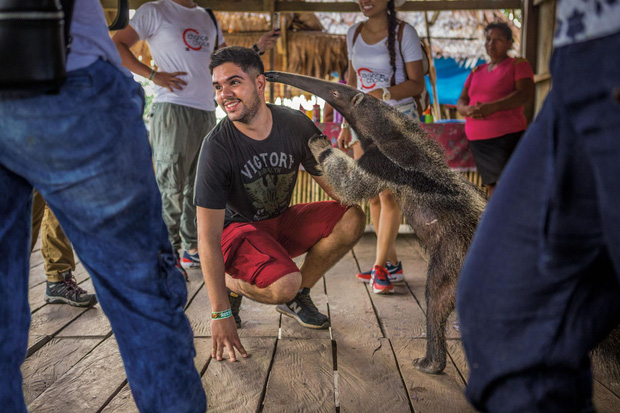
66, 0, 128, 74
195, 104, 323, 227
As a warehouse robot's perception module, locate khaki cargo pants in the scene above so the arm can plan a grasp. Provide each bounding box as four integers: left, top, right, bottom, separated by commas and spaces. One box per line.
150, 102, 217, 252
31, 190, 75, 282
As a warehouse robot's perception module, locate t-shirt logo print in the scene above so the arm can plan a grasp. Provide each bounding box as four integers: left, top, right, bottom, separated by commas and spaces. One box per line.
183, 28, 210, 51
244, 171, 296, 220
358, 68, 390, 90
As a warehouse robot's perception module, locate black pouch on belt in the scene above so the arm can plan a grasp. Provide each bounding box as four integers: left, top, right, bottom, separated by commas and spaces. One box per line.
0, 0, 74, 93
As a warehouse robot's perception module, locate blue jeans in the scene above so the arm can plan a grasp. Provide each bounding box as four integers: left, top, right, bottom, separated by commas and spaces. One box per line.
457, 33, 620, 412
0, 60, 206, 412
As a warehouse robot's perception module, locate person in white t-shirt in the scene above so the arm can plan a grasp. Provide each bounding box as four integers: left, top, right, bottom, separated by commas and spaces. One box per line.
112, 0, 279, 275
337, 0, 425, 294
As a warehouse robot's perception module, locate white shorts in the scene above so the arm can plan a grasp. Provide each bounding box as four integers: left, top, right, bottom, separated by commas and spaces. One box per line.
349, 99, 418, 145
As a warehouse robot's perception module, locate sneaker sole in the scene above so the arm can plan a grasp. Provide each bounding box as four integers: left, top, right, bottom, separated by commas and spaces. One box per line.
181, 261, 200, 269
372, 286, 394, 294
388, 273, 405, 283
276, 306, 330, 329
357, 273, 404, 283
45, 294, 98, 307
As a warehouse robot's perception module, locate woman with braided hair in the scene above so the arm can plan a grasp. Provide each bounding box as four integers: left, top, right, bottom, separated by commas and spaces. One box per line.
337, 0, 425, 294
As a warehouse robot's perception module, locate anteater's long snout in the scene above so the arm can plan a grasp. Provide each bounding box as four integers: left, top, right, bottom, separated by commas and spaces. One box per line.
264, 71, 280, 82
264, 71, 362, 120
264, 71, 334, 97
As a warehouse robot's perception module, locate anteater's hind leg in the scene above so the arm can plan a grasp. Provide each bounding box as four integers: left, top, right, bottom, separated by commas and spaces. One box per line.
413, 248, 458, 374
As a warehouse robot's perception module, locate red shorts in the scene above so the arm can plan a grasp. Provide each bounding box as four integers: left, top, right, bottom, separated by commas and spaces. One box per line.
221, 201, 349, 288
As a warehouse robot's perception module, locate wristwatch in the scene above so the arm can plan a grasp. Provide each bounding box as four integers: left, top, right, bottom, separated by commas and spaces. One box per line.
381, 87, 391, 101
251, 44, 265, 56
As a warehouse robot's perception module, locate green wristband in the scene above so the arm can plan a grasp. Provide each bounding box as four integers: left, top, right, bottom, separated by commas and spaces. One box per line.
212, 308, 232, 320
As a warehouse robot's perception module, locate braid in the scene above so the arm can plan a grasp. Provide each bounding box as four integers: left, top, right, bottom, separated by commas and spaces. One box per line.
386, 0, 397, 83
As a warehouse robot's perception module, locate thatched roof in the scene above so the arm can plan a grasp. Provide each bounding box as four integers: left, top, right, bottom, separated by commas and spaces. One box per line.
317, 9, 521, 67
121, 10, 348, 80
110, 5, 520, 79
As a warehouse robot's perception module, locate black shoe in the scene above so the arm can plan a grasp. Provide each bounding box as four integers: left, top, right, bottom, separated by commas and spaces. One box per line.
227, 288, 242, 328
45, 270, 98, 307
276, 288, 329, 329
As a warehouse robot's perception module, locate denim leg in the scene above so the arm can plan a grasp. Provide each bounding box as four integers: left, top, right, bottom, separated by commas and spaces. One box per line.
554, 33, 620, 277
458, 56, 620, 411
0, 167, 32, 413
457, 98, 553, 411
0, 60, 205, 412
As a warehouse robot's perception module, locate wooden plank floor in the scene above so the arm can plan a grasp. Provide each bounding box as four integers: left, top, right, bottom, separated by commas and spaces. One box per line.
23, 234, 620, 412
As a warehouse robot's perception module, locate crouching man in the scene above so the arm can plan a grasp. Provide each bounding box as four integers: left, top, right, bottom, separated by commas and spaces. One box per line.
195, 46, 365, 361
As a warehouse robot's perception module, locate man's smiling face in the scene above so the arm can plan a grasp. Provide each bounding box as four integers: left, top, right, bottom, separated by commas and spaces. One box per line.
212, 62, 263, 124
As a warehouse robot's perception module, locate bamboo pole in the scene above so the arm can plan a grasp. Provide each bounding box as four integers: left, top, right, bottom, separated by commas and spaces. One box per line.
280, 13, 288, 72
266, 0, 276, 102
424, 10, 442, 120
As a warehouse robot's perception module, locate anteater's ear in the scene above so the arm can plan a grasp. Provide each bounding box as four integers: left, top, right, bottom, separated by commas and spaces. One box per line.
352, 93, 365, 107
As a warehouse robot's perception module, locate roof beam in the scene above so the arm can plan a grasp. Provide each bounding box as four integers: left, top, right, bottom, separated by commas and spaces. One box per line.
101, 0, 522, 12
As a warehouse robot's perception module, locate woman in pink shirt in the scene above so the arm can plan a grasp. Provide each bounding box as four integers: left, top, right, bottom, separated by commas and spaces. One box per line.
457, 22, 534, 198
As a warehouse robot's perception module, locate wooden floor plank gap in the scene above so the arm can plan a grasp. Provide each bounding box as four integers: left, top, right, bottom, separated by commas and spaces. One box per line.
322, 274, 328, 295
255, 335, 280, 413
30, 261, 45, 270
447, 347, 468, 386
404, 279, 427, 317
96, 379, 128, 413
80, 331, 115, 357
363, 283, 388, 339
387, 339, 417, 413
594, 378, 620, 401
54, 335, 109, 339
326, 291, 333, 341
27, 315, 109, 358
350, 247, 362, 273
28, 279, 46, 292
331, 339, 340, 412
26, 336, 51, 358
184, 281, 205, 310
199, 354, 212, 377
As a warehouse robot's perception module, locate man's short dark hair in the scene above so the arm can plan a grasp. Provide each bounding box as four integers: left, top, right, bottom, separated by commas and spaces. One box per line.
209, 46, 265, 76
485, 22, 513, 42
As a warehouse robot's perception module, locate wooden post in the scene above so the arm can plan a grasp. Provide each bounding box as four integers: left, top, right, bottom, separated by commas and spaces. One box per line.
265, 0, 276, 102
280, 13, 288, 72
424, 11, 442, 120
522, 0, 538, 122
